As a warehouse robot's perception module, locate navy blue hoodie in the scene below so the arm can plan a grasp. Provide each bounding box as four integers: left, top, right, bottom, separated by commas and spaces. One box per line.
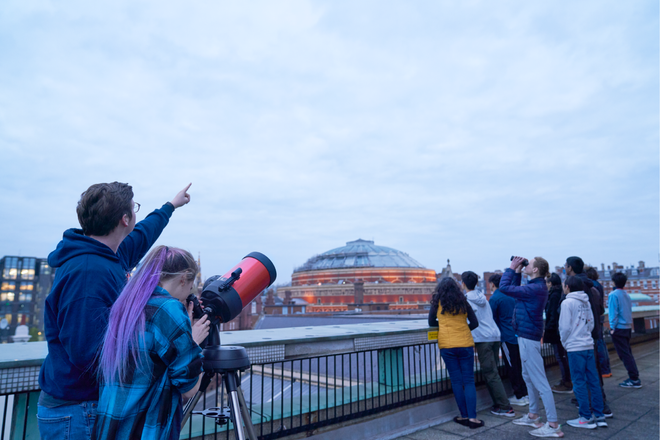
39, 203, 174, 402
499, 269, 548, 341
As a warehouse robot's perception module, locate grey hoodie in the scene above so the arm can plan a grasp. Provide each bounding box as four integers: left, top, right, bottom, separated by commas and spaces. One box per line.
466, 290, 501, 343
558, 291, 595, 352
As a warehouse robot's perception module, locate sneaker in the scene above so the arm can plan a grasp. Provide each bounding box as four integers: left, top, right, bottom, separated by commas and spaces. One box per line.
513, 413, 542, 427
510, 395, 529, 406
491, 407, 515, 417
551, 381, 573, 394
603, 407, 613, 418
595, 416, 608, 428
602, 373, 612, 378
619, 378, 642, 388
529, 422, 564, 437
567, 416, 597, 429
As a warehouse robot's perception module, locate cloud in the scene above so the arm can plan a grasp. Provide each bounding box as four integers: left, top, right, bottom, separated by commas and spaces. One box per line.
0, 0, 657, 280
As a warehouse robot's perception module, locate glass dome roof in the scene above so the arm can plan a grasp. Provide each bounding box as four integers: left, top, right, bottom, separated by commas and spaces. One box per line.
294, 239, 427, 272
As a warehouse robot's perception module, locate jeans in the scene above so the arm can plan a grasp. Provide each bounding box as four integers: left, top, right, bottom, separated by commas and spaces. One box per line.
441, 346, 477, 419
37, 401, 97, 440
475, 341, 510, 409
596, 338, 611, 375
552, 343, 571, 383
518, 337, 558, 423
611, 328, 639, 381
501, 341, 528, 399
567, 350, 604, 419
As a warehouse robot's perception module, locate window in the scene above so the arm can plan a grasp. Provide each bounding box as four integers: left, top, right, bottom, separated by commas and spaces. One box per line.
653, 280, 657, 289
398, 296, 404, 304
20, 258, 36, 280
20, 282, 33, 291
1, 292, 15, 302
18, 293, 32, 302
1, 282, 15, 291
643, 280, 648, 289
317, 299, 321, 304
2, 257, 18, 279
40, 262, 51, 275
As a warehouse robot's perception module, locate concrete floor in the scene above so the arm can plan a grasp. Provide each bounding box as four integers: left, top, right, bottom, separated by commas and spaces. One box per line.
392, 340, 659, 440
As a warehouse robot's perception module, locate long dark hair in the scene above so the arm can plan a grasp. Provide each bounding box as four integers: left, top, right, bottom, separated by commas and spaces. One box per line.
430, 278, 469, 315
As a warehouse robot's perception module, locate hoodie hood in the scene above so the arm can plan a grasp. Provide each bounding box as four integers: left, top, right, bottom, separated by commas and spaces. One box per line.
48, 228, 119, 268
565, 291, 590, 304
465, 290, 500, 343
466, 290, 487, 307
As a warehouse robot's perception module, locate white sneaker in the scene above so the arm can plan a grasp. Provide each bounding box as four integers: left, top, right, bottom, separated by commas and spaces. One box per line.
509, 395, 529, 406
529, 422, 564, 437
567, 417, 596, 429
513, 413, 542, 427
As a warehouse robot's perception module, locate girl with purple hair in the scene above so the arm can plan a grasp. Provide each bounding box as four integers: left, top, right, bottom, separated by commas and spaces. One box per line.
94, 246, 210, 440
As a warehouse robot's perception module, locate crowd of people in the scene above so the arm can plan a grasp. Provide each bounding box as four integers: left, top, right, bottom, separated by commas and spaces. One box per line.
428, 256, 642, 438
35, 181, 643, 440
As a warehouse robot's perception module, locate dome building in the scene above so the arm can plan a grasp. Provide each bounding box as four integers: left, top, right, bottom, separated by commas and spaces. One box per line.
279, 239, 438, 312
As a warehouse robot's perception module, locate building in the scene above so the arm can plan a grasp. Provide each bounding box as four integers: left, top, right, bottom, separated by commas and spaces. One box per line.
0, 256, 55, 342
277, 239, 438, 312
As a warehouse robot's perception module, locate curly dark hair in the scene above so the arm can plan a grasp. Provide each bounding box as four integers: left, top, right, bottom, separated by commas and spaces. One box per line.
430, 278, 469, 316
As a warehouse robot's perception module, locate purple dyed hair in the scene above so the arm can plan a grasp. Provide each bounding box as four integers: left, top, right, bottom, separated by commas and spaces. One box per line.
99, 245, 198, 385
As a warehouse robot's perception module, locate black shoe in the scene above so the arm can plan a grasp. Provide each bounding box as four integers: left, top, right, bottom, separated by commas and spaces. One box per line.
453, 416, 469, 426
469, 419, 485, 429
603, 407, 613, 418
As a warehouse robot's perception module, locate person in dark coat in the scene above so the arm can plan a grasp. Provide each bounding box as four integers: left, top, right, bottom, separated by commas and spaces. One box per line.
565, 256, 612, 417
545, 273, 572, 393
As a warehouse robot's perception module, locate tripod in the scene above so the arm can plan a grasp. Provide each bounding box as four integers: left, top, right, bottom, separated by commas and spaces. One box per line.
182, 325, 258, 440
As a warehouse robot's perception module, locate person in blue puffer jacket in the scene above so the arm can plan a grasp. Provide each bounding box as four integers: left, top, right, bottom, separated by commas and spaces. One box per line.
500, 256, 562, 438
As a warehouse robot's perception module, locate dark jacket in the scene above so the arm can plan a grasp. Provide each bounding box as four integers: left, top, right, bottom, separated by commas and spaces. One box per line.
39, 203, 174, 402
543, 285, 563, 344
499, 269, 548, 341
489, 289, 517, 345
575, 272, 603, 340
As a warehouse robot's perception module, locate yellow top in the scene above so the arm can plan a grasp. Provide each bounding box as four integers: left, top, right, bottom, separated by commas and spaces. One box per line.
436, 304, 474, 349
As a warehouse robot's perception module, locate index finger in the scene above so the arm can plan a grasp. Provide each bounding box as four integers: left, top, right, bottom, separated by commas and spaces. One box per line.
182, 182, 192, 192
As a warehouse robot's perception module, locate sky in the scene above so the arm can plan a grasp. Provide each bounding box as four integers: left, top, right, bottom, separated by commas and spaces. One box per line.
1, 0, 658, 285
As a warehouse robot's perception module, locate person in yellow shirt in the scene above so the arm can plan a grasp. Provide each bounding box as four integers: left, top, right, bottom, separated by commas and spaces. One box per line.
428, 278, 482, 429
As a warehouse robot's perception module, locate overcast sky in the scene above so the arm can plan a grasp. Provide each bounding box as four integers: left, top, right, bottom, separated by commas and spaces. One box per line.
1, 0, 658, 284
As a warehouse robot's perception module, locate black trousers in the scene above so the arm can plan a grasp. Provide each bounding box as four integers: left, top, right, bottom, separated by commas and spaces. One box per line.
502, 341, 528, 399
611, 328, 639, 381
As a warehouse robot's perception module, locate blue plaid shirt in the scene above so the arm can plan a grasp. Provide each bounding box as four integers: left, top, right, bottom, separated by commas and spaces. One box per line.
94, 286, 202, 440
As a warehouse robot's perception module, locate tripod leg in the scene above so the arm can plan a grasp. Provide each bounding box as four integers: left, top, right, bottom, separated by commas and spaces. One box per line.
225, 373, 247, 440
182, 372, 214, 430
237, 385, 258, 440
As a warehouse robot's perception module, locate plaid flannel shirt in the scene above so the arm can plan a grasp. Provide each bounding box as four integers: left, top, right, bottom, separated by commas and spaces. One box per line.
94, 286, 202, 440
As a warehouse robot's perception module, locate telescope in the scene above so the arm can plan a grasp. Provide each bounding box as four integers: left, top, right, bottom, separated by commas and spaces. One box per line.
182, 252, 276, 440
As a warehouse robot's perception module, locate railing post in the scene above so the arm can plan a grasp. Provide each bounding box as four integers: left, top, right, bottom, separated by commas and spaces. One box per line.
377, 348, 404, 390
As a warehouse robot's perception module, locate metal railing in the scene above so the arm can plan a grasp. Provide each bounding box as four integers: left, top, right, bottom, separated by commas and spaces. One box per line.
1, 315, 658, 440
179, 341, 552, 439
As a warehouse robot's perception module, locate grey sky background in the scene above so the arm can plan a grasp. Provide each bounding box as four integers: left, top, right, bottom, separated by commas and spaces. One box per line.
1, 0, 658, 284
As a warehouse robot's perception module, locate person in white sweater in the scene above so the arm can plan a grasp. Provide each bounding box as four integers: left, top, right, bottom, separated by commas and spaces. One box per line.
462, 271, 513, 417
559, 276, 606, 430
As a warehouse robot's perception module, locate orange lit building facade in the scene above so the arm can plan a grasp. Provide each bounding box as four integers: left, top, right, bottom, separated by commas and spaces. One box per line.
280, 239, 438, 311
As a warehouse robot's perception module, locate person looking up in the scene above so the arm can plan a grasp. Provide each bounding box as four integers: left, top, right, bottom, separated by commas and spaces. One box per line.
500, 256, 563, 438
38, 182, 193, 440
585, 266, 612, 378
489, 273, 528, 407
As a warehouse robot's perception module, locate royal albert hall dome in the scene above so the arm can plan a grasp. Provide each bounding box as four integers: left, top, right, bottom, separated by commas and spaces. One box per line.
291, 239, 437, 286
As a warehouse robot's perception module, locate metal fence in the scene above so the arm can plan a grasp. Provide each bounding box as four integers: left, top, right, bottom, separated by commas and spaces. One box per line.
179, 341, 553, 440
2, 330, 658, 440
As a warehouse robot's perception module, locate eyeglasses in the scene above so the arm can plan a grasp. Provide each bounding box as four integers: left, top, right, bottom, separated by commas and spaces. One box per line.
134, 202, 141, 213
